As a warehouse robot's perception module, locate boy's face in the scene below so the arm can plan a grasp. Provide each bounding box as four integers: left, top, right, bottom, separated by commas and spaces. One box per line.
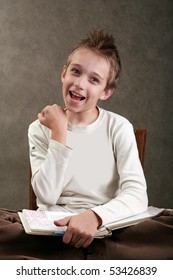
61, 48, 114, 114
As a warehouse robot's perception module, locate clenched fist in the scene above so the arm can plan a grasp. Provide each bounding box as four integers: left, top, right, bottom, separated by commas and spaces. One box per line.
38, 104, 68, 145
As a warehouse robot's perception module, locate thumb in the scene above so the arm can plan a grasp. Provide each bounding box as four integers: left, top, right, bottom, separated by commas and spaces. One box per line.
54, 216, 71, 226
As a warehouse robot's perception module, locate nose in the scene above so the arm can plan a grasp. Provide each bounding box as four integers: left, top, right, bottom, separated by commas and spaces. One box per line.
74, 76, 86, 90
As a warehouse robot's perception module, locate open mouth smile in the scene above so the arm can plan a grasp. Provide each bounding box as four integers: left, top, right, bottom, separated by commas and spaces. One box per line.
69, 91, 85, 101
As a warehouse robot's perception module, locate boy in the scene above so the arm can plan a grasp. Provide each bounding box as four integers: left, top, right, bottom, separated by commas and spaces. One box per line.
28, 29, 148, 250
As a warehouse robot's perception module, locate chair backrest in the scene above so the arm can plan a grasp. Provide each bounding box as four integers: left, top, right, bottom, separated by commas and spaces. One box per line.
29, 168, 37, 210
29, 129, 147, 210
134, 129, 146, 167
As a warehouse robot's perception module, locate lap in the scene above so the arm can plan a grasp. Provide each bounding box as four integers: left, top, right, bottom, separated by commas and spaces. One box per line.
0, 208, 172, 260
0, 208, 84, 260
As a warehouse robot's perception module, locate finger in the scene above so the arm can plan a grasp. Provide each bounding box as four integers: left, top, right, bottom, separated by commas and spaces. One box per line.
54, 216, 71, 226
38, 112, 44, 121
62, 229, 73, 245
68, 229, 94, 248
41, 105, 52, 116
82, 236, 94, 248
72, 235, 93, 248
72, 236, 87, 248
68, 231, 83, 247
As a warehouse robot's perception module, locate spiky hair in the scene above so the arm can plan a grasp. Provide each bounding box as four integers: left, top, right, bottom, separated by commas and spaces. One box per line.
67, 29, 121, 89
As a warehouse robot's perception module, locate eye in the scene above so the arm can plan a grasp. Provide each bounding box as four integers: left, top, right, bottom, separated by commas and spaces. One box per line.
71, 68, 80, 75
90, 77, 99, 84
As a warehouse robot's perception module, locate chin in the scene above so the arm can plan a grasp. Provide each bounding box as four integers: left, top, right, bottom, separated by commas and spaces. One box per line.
65, 105, 82, 113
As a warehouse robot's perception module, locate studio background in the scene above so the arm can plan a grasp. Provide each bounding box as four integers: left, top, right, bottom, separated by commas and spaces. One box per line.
0, 0, 172, 210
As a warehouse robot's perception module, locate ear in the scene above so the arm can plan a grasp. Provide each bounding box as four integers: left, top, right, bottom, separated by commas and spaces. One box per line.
61, 65, 67, 82
99, 88, 115, 101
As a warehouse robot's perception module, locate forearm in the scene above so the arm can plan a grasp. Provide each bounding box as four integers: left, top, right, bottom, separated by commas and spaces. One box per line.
93, 120, 148, 226
30, 137, 73, 205
28, 112, 72, 206
92, 173, 148, 226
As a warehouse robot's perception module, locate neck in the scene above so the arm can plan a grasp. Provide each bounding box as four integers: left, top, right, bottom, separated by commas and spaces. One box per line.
66, 107, 99, 126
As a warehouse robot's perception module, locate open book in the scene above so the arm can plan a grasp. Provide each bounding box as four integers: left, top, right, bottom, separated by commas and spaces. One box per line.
18, 206, 164, 239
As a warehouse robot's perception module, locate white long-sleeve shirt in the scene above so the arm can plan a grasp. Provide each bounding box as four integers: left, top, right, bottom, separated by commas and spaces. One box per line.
28, 107, 148, 225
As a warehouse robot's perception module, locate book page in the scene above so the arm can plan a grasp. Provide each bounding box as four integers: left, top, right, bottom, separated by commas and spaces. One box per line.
23, 209, 76, 232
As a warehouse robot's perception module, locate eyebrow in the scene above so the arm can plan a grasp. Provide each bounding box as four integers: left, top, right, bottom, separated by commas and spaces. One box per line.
70, 63, 104, 80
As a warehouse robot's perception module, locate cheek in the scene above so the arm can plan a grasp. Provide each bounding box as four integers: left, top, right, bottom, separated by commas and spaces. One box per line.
64, 75, 75, 86
90, 89, 104, 99
87, 94, 102, 104
62, 77, 70, 90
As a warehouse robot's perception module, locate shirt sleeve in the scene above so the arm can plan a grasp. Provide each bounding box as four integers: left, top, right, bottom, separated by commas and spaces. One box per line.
28, 120, 73, 206
92, 121, 148, 226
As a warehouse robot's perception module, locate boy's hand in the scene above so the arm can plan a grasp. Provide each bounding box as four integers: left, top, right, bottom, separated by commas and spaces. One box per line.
54, 210, 102, 248
38, 104, 67, 145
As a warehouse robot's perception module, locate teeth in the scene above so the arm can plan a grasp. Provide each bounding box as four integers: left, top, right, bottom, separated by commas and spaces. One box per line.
70, 91, 85, 100
72, 92, 83, 98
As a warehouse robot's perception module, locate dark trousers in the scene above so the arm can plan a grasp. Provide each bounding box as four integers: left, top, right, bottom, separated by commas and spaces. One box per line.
0, 208, 173, 260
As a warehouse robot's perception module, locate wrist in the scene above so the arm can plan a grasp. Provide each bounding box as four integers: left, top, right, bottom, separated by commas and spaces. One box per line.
88, 210, 102, 228
51, 130, 67, 145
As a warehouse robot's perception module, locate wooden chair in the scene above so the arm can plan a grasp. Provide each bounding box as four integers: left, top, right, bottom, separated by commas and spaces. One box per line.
29, 129, 147, 210
29, 168, 37, 210
134, 129, 146, 167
